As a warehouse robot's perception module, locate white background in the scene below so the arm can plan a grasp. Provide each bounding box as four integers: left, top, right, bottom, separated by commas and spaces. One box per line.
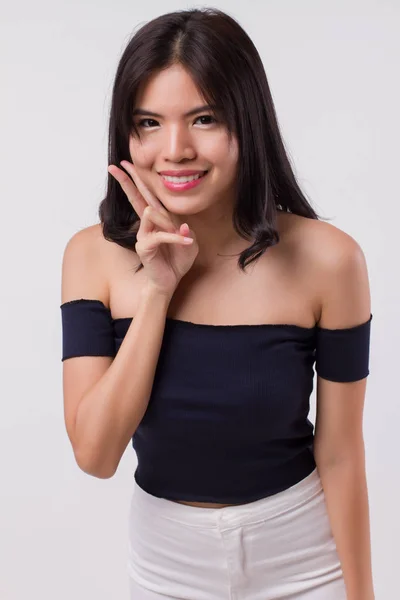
1, 0, 398, 598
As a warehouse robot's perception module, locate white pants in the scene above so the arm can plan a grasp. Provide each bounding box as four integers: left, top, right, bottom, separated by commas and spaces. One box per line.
127, 467, 347, 599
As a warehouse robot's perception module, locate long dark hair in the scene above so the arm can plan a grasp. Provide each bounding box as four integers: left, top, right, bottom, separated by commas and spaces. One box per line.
99, 7, 328, 273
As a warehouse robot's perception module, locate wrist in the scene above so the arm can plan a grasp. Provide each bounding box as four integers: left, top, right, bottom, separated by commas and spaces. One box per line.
140, 283, 174, 306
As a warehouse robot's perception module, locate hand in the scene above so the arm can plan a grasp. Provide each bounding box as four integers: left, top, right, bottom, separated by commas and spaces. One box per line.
107, 161, 199, 297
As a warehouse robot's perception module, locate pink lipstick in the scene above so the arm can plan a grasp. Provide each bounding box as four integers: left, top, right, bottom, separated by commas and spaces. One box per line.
160, 171, 208, 192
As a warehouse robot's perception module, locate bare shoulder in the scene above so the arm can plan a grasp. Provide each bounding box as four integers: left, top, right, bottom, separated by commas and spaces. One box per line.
277, 212, 369, 326
61, 223, 114, 307
302, 217, 368, 290
63, 222, 108, 251
62, 223, 141, 309
279, 211, 366, 267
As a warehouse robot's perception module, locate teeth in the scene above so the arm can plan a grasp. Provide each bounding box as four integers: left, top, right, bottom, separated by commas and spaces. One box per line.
162, 173, 205, 183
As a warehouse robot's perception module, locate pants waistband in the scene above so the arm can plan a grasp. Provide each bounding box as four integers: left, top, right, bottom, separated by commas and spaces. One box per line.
131, 467, 322, 530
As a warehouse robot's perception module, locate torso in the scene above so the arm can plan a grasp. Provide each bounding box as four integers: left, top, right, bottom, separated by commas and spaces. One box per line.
95, 210, 324, 509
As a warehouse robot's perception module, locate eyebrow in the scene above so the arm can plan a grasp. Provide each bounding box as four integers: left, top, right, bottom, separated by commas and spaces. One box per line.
132, 104, 218, 118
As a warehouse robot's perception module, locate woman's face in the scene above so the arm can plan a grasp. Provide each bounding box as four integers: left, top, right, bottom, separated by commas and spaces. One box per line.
128, 64, 239, 217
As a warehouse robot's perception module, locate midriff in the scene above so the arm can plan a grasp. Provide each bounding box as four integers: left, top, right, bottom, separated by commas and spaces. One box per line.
170, 499, 246, 508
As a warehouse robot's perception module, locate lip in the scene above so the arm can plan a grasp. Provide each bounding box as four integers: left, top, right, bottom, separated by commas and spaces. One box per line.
158, 169, 208, 176
160, 171, 208, 192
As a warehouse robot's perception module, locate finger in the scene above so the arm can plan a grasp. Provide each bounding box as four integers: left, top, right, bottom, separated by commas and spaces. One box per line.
108, 165, 148, 218
120, 161, 165, 212
120, 161, 183, 230
180, 223, 190, 237
135, 231, 194, 254
138, 206, 178, 238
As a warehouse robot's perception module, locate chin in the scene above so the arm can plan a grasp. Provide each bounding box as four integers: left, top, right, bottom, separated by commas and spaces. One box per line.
162, 200, 204, 214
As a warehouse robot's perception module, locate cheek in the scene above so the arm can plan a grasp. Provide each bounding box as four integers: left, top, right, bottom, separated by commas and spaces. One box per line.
226, 134, 239, 161
128, 137, 154, 168
202, 132, 239, 166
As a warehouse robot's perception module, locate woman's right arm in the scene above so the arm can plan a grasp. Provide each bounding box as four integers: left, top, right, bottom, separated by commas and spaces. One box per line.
63, 161, 198, 479
62, 230, 173, 480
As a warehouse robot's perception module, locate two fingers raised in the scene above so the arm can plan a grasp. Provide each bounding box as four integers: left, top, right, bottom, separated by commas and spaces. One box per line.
108, 161, 179, 224
108, 160, 191, 240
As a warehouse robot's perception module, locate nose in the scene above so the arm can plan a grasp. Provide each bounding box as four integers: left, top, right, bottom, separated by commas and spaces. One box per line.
162, 124, 196, 162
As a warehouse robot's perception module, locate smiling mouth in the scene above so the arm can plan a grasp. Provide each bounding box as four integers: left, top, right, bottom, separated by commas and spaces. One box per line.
159, 170, 209, 192
159, 171, 208, 182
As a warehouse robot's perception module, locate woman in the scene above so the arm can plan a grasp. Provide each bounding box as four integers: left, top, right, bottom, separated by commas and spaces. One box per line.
60, 7, 375, 600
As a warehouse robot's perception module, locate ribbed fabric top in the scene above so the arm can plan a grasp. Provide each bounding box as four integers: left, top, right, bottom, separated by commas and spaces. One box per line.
61, 299, 372, 503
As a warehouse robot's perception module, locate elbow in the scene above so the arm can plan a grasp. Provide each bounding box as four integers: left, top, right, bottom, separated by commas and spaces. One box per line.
314, 447, 366, 471
74, 448, 117, 479
79, 461, 116, 480
313, 434, 366, 470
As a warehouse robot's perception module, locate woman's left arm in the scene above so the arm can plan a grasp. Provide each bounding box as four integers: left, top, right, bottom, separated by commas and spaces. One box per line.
317, 456, 375, 600
312, 223, 375, 600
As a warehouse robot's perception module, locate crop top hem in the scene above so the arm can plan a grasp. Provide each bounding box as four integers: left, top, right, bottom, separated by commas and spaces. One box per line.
133, 448, 317, 504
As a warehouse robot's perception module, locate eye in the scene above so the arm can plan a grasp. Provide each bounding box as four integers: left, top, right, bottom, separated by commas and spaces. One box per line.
195, 115, 217, 125
136, 115, 217, 129
137, 118, 159, 129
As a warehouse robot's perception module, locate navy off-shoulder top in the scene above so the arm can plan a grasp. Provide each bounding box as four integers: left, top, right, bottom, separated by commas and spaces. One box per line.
60, 299, 372, 503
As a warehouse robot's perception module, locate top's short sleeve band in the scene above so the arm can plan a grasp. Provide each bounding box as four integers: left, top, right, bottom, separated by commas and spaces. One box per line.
315, 314, 372, 382
60, 299, 116, 361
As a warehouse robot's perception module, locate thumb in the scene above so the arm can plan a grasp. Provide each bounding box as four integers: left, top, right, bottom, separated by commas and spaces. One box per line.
181, 223, 197, 242
180, 223, 191, 237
